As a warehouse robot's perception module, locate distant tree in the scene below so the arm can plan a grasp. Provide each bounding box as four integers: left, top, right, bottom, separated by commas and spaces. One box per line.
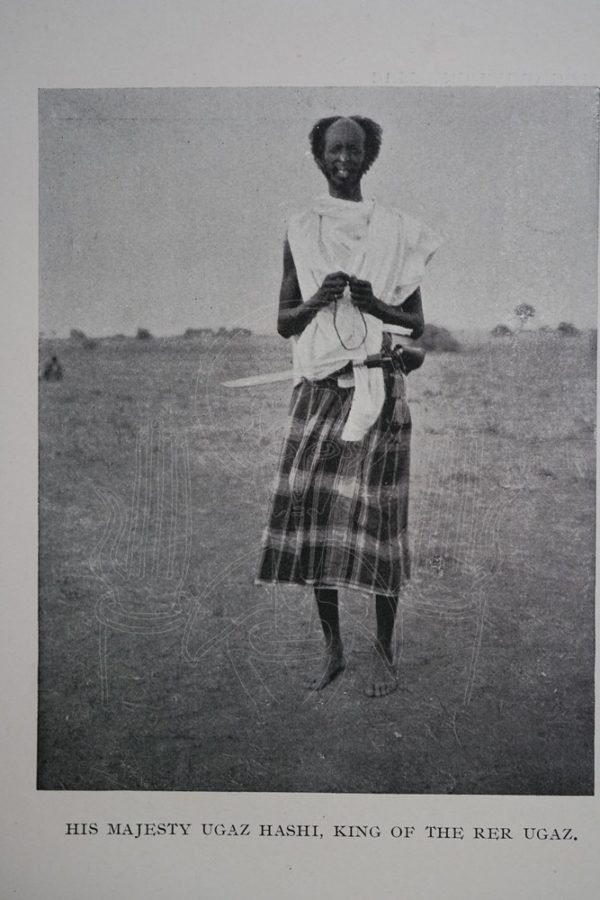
136, 327, 153, 340
514, 303, 536, 328
556, 321, 579, 337
491, 324, 512, 337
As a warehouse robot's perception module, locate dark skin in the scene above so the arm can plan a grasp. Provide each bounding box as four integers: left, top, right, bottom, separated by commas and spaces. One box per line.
281, 118, 424, 696
278, 114, 424, 340
277, 239, 424, 340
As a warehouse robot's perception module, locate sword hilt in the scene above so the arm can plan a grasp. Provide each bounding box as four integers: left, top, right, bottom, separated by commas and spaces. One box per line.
363, 345, 425, 374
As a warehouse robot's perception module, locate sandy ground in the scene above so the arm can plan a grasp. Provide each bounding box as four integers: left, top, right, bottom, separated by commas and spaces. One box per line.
38, 330, 595, 792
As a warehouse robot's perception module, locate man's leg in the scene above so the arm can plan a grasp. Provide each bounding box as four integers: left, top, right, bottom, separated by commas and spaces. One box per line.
307, 587, 346, 690
365, 593, 399, 697
376, 593, 398, 660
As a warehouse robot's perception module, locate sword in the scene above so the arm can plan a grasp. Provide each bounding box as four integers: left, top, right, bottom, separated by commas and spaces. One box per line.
222, 345, 425, 388
222, 368, 294, 388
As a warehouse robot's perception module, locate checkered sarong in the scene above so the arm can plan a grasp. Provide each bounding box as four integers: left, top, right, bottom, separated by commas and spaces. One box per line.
256, 370, 411, 595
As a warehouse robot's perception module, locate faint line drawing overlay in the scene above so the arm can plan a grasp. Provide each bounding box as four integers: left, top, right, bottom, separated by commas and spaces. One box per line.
193, 305, 289, 488
398, 433, 512, 706
88, 330, 514, 714
188, 319, 398, 711
190, 322, 513, 709
89, 418, 192, 706
181, 553, 370, 719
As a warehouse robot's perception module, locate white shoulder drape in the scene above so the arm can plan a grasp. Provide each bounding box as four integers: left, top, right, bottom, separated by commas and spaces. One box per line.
287, 195, 442, 441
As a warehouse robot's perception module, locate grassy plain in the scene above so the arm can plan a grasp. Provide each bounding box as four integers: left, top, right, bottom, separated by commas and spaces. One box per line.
38, 330, 595, 793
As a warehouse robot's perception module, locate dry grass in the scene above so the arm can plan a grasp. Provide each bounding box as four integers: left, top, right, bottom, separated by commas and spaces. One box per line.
38, 330, 595, 793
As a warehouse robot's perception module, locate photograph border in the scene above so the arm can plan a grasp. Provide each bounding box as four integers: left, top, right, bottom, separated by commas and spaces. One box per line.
2, 2, 599, 897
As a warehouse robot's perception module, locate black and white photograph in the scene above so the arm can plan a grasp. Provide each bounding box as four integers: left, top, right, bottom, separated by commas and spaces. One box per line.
37, 85, 596, 794
2, 2, 600, 897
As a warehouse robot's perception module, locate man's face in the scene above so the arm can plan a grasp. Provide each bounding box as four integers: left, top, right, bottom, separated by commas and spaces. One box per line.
320, 119, 366, 193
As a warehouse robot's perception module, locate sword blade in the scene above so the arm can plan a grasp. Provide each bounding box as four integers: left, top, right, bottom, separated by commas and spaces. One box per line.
222, 339, 418, 388
222, 368, 294, 388
384, 324, 413, 336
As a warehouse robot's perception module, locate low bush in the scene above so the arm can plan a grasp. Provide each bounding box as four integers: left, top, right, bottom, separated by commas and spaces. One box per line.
184, 327, 216, 338
417, 323, 461, 353
491, 324, 513, 337
136, 327, 153, 340
69, 328, 87, 341
557, 321, 579, 337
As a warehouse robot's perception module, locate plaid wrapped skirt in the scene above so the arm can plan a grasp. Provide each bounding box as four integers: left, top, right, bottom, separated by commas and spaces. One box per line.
256, 370, 411, 595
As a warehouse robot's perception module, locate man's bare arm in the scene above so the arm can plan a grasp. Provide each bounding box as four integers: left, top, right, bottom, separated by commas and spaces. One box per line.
348, 277, 425, 339
277, 240, 349, 339
379, 287, 425, 339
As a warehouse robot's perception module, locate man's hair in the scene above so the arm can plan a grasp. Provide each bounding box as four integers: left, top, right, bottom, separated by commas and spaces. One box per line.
308, 116, 382, 174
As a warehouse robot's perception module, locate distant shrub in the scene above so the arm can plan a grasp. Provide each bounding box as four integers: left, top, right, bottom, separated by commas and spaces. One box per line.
83, 339, 98, 350
557, 321, 579, 337
210, 326, 252, 338
70, 328, 87, 341
184, 327, 214, 338
136, 327, 153, 340
491, 324, 513, 337
538, 325, 554, 333
418, 324, 461, 353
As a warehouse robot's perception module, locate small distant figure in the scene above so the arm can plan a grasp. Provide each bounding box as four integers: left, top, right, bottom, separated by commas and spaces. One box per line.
42, 355, 63, 382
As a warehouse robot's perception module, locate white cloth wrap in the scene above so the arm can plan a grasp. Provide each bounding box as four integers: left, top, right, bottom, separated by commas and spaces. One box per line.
287, 195, 441, 441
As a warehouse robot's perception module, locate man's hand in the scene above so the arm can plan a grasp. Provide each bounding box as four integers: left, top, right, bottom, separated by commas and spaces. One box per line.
310, 271, 350, 310
348, 276, 382, 317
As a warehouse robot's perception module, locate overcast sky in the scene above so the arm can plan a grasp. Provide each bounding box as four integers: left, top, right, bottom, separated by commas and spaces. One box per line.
39, 86, 598, 337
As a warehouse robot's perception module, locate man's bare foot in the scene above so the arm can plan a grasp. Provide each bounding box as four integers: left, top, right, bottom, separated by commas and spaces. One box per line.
365, 643, 398, 697
306, 642, 345, 691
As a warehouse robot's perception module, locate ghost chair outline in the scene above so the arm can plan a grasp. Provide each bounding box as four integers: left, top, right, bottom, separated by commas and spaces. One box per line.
397, 433, 510, 706
90, 421, 192, 707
